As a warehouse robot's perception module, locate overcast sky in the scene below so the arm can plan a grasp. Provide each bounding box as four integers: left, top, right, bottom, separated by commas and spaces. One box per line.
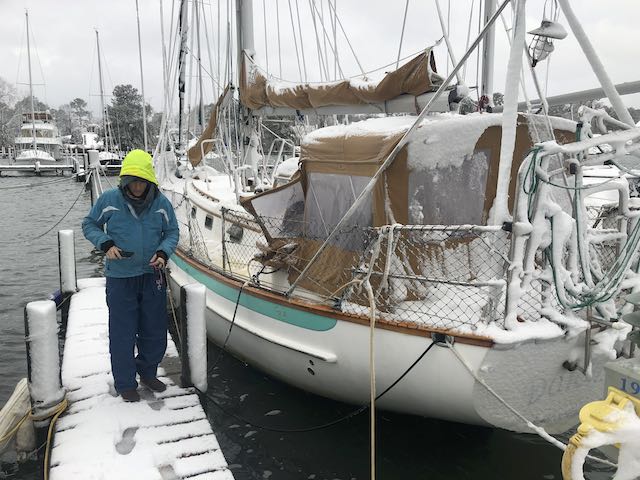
1, 0, 639, 117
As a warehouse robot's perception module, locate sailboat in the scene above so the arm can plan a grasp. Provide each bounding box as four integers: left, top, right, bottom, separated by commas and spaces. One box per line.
94, 30, 122, 167
12, 11, 64, 173
155, 0, 639, 434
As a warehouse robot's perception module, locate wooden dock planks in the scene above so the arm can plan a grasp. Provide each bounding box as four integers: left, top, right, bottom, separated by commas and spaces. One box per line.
49, 278, 233, 480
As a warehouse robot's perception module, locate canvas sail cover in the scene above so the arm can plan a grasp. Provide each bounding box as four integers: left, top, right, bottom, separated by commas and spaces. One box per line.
240, 49, 443, 111
188, 85, 231, 167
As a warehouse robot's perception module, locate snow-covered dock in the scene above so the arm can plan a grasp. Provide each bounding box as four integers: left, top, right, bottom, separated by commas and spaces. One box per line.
49, 277, 233, 480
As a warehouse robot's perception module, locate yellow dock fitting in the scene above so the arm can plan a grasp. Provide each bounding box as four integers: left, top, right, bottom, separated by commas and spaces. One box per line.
561, 387, 640, 480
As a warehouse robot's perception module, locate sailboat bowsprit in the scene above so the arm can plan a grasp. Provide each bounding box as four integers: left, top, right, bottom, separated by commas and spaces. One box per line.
156, 0, 640, 434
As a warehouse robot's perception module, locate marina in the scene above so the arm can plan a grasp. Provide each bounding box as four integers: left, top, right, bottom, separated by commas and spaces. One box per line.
1, 0, 640, 479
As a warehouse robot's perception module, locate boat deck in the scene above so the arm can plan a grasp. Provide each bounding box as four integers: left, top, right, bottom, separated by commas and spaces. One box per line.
49, 278, 233, 480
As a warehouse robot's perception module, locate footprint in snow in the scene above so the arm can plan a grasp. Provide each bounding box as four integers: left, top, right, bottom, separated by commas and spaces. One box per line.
115, 426, 138, 455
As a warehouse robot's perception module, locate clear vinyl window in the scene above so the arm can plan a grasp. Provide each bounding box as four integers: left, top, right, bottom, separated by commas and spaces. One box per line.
408, 150, 490, 225
304, 173, 372, 248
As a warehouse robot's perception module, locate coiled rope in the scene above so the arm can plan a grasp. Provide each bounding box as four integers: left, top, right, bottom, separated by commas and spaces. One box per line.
0, 396, 68, 480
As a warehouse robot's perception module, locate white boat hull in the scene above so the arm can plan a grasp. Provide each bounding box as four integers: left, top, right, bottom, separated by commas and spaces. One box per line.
167, 253, 608, 433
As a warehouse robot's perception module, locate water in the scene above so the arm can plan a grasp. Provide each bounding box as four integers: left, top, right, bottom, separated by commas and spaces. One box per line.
0, 176, 613, 479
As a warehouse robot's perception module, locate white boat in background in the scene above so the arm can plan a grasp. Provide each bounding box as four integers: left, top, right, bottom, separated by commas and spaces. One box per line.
6, 12, 69, 176
14, 111, 63, 164
151, 0, 639, 435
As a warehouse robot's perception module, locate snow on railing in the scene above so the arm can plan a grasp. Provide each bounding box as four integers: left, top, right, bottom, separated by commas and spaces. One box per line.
507, 126, 640, 331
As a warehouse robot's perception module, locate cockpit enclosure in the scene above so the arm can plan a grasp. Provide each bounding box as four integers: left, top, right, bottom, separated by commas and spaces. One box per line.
241, 113, 578, 329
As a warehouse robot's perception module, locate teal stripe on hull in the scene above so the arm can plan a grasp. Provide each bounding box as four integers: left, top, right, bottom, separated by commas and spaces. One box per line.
172, 256, 337, 331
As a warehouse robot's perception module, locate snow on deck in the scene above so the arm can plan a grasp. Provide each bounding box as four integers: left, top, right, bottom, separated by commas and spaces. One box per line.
49, 278, 233, 480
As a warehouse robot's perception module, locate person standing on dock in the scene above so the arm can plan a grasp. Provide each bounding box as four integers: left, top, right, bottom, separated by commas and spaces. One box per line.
82, 149, 179, 402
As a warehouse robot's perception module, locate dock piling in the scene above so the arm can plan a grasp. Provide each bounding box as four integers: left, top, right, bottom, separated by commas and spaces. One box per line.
24, 301, 65, 430
180, 284, 208, 393
58, 230, 77, 296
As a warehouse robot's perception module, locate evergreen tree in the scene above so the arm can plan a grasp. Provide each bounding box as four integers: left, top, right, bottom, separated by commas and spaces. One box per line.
107, 84, 153, 151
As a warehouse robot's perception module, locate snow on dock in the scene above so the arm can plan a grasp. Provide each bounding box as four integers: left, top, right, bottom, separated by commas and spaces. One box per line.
49, 278, 233, 480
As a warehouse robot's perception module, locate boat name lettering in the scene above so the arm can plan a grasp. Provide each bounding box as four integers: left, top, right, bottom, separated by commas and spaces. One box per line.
620, 377, 640, 396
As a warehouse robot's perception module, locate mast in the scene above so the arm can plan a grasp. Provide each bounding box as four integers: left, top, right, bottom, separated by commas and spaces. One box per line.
195, 0, 204, 133
177, 0, 189, 151
95, 30, 110, 154
25, 10, 37, 152
481, 0, 496, 108
135, 0, 149, 151
236, 0, 255, 86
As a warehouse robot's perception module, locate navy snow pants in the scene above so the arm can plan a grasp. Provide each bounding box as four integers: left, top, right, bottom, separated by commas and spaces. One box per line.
106, 273, 168, 393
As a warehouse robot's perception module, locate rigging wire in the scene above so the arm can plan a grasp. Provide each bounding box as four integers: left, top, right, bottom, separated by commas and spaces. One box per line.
14, 23, 25, 90
462, 0, 475, 82
287, 0, 304, 82
203, 1, 220, 98
331, 0, 338, 79
308, 0, 329, 81
245, 46, 425, 85
294, 0, 308, 82
29, 28, 49, 107
326, 0, 365, 76
217, 0, 221, 97
320, 0, 330, 80
475, 0, 482, 103
262, 0, 269, 75
308, 0, 345, 79
276, 0, 283, 78
396, 0, 410, 69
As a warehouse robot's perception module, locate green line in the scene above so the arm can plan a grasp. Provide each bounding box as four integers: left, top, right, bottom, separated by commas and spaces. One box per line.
172, 256, 337, 331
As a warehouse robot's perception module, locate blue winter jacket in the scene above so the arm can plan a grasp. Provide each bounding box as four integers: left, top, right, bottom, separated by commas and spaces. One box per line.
82, 187, 179, 278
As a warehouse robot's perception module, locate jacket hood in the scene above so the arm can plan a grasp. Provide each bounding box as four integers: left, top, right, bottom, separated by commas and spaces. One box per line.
120, 149, 158, 185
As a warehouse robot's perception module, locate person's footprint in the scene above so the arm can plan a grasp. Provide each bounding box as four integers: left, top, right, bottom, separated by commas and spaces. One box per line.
158, 464, 179, 480
139, 389, 165, 410
115, 426, 138, 455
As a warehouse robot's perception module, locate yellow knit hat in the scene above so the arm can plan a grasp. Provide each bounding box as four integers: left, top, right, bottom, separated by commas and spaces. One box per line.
120, 149, 158, 185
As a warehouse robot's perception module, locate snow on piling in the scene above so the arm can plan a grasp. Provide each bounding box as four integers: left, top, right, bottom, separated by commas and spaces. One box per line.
58, 230, 77, 295
24, 300, 65, 427
181, 283, 208, 393
87, 150, 100, 206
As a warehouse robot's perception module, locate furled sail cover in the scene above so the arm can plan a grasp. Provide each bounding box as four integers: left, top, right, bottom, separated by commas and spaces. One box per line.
188, 85, 231, 167
240, 49, 443, 110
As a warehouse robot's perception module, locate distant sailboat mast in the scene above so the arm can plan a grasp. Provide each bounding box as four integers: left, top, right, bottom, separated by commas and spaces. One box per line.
177, 0, 189, 151
95, 30, 110, 154
25, 10, 37, 153
135, 0, 149, 151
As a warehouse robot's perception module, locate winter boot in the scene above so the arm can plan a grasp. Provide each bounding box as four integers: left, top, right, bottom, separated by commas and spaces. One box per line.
141, 377, 167, 392
121, 389, 140, 402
